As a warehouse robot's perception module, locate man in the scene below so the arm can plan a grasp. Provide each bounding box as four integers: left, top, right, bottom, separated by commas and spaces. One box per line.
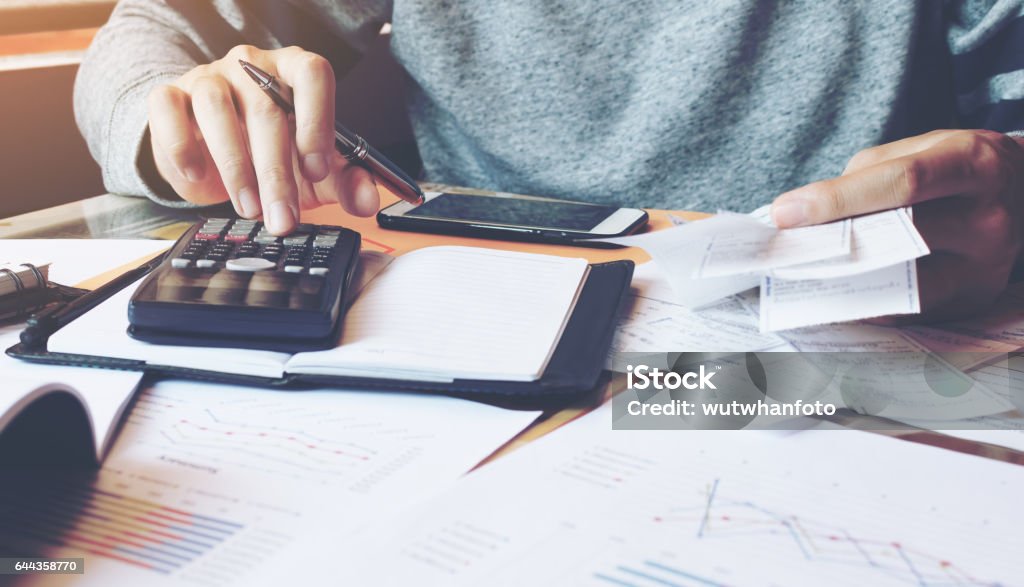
75, 1, 1024, 322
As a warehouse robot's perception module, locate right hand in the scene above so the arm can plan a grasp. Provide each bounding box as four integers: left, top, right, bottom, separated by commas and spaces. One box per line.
146, 45, 381, 234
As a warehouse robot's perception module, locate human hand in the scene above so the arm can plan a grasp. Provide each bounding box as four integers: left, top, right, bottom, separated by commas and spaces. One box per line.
146, 45, 381, 234
771, 129, 1024, 322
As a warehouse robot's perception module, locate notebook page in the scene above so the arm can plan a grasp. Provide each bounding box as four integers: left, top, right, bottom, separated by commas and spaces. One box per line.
47, 279, 291, 378
287, 246, 589, 382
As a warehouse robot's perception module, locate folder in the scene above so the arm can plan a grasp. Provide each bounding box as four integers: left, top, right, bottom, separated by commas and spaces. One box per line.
7, 247, 633, 407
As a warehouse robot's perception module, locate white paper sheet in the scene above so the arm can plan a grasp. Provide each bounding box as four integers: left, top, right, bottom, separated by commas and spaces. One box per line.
608, 262, 788, 362
303, 403, 1024, 587
601, 216, 762, 307
771, 208, 929, 280
695, 214, 850, 278
0, 239, 172, 286
0, 330, 143, 461
604, 209, 926, 328
760, 261, 920, 332
7, 380, 540, 587
903, 283, 1024, 368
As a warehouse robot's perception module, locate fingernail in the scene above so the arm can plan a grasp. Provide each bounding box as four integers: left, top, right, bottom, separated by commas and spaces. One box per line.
302, 153, 328, 181
266, 201, 295, 234
772, 198, 809, 227
237, 187, 260, 218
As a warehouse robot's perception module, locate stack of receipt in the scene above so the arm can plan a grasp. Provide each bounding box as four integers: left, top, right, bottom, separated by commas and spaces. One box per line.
604, 206, 930, 332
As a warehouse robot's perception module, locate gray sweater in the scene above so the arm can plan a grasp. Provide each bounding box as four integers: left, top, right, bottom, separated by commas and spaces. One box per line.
74, 1, 1024, 212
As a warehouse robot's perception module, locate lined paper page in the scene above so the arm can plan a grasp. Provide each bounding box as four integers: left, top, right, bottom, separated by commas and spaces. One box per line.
287, 246, 589, 381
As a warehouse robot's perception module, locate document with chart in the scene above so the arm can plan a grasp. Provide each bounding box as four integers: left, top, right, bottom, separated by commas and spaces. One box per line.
314, 403, 1024, 586
0, 380, 540, 587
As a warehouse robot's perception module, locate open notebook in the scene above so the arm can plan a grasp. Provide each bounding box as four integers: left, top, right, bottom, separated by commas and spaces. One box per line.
44, 247, 596, 385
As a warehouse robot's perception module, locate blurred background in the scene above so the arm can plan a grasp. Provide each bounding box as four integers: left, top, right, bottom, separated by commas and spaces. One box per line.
0, 0, 419, 219
0, 0, 111, 217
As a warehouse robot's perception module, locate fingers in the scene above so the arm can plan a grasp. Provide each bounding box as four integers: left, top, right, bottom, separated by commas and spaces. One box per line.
230, 61, 300, 234
773, 131, 1014, 228
842, 130, 953, 176
315, 153, 381, 216
149, 45, 373, 230
147, 84, 205, 184
275, 47, 337, 183
188, 75, 261, 217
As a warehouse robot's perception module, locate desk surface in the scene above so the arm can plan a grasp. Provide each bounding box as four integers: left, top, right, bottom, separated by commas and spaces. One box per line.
2, 185, 1021, 467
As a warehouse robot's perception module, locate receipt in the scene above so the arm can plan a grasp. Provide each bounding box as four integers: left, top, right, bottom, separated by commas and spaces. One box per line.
609, 262, 787, 356
760, 261, 920, 332
771, 208, 928, 280
695, 214, 851, 278
605, 206, 927, 329
601, 215, 762, 307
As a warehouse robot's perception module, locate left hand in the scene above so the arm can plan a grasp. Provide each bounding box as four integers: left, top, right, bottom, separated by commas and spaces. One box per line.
771, 129, 1024, 323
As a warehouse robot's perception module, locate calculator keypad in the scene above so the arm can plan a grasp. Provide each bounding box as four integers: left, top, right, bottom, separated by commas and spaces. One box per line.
171, 218, 345, 275
130, 217, 360, 346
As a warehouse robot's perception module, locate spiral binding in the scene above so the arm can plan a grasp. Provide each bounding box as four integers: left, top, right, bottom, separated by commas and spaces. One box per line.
0, 263, 49, 321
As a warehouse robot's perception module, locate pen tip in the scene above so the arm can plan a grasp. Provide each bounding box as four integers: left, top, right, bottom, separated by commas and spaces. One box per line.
238, 59, 249, 67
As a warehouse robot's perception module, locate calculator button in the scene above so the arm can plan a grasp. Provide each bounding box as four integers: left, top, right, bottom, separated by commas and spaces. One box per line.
171, 258, 192, 269
196, 259, 217, 269
283, 235, 311, 246
309, 267, 329, 276
284, 265, 304, 273
224, 233, 252, 242
226, 257, 276, 272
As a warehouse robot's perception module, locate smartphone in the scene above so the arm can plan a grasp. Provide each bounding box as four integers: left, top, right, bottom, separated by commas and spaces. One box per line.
377, 192, 649, 245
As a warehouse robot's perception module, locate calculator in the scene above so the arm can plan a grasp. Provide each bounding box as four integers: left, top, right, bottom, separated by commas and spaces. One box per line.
128, 218, 361, 351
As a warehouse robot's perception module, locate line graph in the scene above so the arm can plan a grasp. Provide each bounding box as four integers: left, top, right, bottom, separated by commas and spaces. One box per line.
638, 478, 1000, 587
119, 386, 426, 487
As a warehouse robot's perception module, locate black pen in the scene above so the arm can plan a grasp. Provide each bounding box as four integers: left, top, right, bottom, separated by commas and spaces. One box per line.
20, 251, 169, 349
239, 59, 425, 206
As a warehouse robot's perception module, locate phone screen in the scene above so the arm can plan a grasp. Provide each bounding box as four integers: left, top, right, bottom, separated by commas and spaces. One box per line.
405, 194, 619, 231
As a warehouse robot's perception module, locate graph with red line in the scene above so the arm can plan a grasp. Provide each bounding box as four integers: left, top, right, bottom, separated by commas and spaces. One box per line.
630, 478, 999, 587
120, 385, 425, 487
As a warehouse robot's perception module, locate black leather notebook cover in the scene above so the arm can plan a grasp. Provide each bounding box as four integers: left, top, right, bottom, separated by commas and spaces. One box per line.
7, 260, 634, 406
